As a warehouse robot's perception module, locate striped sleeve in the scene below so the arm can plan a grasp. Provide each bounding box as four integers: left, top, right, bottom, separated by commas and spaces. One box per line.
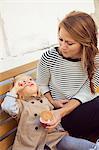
73, 55, 99, 103
37, 50, 50, 94
72, 79, 99, 103
94, 54, 99, 93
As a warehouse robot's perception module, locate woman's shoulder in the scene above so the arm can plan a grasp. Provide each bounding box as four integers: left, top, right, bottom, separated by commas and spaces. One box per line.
41, 46, 58, 58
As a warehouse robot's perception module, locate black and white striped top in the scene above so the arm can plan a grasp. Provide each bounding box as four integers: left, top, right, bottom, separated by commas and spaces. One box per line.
37, 47, 99, 103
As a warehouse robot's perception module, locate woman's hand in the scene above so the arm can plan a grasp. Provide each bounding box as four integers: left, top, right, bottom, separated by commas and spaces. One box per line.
52, 99, 69, 108
44, 92, 69, 108
45, 109, 61, 129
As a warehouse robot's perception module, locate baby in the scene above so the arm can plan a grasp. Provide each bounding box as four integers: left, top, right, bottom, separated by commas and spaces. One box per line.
2, 75, 97, 150
1, 74, 67, 150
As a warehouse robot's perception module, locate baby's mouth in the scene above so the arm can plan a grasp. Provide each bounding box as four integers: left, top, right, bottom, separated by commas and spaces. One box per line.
28, 83, 34, 87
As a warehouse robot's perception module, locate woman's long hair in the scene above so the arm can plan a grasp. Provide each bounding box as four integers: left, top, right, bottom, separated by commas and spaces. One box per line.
58, 11, 98, 93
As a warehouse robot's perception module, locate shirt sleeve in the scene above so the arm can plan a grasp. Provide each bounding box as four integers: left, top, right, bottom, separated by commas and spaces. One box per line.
72, 70, 99, 103
72, 54, 99, 103
1, 91, 20, 117
37, 52, 50, 94
93, 65, 99, 93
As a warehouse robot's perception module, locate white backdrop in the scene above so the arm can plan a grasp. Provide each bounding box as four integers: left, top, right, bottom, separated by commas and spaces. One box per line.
0, 0, 94, 58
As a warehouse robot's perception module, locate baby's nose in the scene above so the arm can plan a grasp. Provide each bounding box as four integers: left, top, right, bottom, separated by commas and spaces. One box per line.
27, 81, 34, 86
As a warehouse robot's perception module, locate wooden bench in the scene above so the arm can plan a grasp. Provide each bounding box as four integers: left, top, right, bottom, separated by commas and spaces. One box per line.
0, 60, 38, 150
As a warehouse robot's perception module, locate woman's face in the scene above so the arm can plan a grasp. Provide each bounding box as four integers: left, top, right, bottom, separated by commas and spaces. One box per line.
58, 26, 82, 59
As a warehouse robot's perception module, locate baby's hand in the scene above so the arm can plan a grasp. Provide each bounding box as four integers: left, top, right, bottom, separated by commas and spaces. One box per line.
11, 80, 27, 93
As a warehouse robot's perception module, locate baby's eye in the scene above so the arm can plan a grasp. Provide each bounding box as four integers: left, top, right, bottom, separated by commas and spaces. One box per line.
29, 78, 32, 81
23, 80, 26, 83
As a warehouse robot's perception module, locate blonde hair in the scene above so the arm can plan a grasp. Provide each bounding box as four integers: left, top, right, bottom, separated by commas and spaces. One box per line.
14, 74, 41, 100
58, 11, 98, 93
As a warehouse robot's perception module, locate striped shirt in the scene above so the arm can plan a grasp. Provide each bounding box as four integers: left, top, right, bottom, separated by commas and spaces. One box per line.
37, 47, 99, 103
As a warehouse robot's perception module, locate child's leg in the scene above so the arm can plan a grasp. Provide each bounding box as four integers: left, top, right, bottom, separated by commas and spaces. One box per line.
56, 136, 95, 150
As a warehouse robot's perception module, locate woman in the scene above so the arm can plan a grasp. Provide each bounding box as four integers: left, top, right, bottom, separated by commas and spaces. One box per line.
37, 11, 99, 139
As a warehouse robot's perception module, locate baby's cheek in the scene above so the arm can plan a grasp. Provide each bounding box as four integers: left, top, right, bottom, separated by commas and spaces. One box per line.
23, 87, 30, 93
24, 87, 34, 95
18, 82, 25, 87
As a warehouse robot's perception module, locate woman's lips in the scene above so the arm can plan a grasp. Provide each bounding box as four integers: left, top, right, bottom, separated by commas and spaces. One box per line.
60, 47, 68, 52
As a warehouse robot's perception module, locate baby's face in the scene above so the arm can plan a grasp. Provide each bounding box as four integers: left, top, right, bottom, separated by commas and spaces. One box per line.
18, 76, 38, 98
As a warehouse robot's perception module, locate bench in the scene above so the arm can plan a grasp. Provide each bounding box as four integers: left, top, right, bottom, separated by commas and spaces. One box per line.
0, 60, 38, 150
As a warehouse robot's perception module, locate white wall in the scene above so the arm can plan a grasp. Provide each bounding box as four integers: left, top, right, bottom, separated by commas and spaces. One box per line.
0, 0, 94, 57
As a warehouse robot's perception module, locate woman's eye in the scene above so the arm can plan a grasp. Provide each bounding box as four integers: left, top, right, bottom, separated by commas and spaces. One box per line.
59, 38, 63, 41
67, 42, 75, 45
67, 43, 73, 45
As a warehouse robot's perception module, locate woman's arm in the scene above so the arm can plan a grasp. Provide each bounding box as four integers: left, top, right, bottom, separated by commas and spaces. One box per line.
46, 99, 81, 129
37, 50, 69, 108
72, 55, 99, 102
44, 91, 80, 117
59, 99, 81, 117
44, 92, 54, 104
37, 51, 51, 95
44, 92, 69, 108
72, 79, 99, 103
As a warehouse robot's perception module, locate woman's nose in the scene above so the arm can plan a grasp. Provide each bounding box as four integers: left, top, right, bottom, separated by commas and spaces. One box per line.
62, 41, 68, 48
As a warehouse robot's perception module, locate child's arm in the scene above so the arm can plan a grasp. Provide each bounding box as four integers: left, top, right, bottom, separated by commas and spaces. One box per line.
1, 90, 19, 117
1, 80, 26, 117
